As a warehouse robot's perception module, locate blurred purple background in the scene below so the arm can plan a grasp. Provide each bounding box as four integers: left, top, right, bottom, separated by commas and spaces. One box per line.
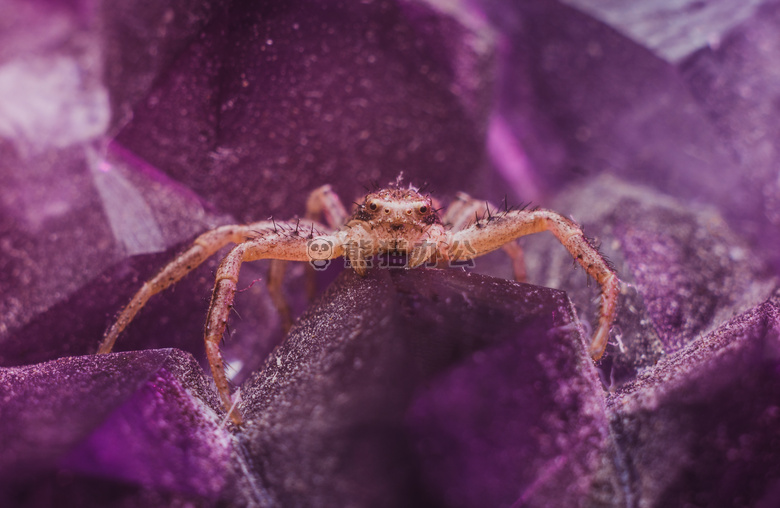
1, 0, 779, 506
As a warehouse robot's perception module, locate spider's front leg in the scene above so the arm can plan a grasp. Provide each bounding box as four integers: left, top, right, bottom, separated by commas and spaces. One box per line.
442, 192, 527, 282
447, 209, 619, 360
97, 220, 329, 354
98, 225, 256, 354
207, 230, 344, 425
266, 185, 349, 333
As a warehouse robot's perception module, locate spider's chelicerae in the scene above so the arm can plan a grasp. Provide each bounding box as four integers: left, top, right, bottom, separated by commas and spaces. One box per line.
98, 182, 619, 425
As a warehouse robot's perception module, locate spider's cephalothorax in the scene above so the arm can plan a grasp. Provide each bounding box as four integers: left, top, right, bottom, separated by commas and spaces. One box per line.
344, 187, 445, 271
353, 188, 440, 227
98, 183, 619, 425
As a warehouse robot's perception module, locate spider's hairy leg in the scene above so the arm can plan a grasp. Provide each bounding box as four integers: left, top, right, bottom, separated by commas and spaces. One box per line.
500, 241, 527, 283
305, 184, 349, 227
266, 185, 348, 332
442, 192, 527, 282
340, 224, 377, 276
97, 219, 330, 354
266, 260, 294, 334
304, 184, 349, 298
448, 209, 619, 360
98, 225, 256, 354
206, 232, 344, 425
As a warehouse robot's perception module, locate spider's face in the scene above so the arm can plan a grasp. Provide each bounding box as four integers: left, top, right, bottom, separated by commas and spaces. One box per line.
352, 188, 441, 232
347, 187, 443, 253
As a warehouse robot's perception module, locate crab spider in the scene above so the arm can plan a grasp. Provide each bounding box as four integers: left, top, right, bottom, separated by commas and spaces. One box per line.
98, 183, 619, 425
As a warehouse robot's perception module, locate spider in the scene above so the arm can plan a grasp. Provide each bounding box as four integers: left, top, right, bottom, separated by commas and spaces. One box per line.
97, 182, 619, 425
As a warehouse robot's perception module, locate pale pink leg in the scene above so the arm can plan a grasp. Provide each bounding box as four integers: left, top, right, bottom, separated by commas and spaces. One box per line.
448, 209, 618, 360
442, 192, 527, 282
266, 259, 294, 334
265, 184, 349, 330
97, 220, 327, 354
204, 231, 343, 424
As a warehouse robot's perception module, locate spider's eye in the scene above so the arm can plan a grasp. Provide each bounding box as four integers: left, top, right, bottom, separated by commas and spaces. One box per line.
368, 202, 378, 211
418, 205, 429, 214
